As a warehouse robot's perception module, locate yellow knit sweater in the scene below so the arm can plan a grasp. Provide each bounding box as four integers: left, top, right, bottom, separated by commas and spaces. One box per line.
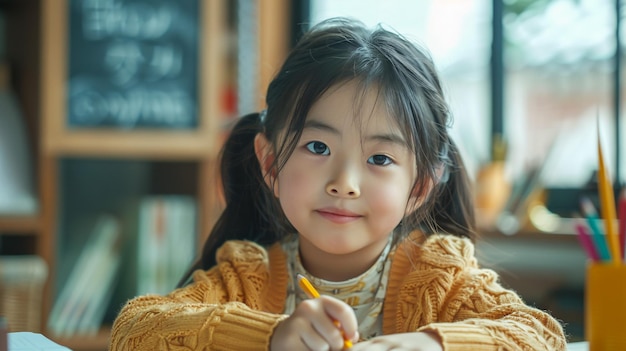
109, 233, 567, 350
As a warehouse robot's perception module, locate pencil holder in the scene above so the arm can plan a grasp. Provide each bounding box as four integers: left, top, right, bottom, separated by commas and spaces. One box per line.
585, 263, 626, 351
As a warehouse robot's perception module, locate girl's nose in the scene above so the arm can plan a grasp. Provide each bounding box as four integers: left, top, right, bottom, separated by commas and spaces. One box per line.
326, 168, 361, 198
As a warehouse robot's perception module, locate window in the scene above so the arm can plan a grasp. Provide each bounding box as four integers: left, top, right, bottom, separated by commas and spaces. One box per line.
309, 0, 625, 189
504, 0, 622, 187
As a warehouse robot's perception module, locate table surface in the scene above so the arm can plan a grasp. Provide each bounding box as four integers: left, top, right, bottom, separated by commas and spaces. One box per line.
568, 341, 588, 351
0, 331, 591, 351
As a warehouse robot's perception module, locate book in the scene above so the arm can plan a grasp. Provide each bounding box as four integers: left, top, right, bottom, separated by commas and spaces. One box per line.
0, 74, 37, 215
1, 317, 6, 351
47, 215, 121, 337
7, 332, 72, 351
0, 256, 47, 333
137, 196, 196, 296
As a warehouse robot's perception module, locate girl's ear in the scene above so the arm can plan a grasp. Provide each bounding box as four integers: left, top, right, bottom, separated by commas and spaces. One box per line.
254, 133, 278, 196
406, 164, 445, 215
405, 179, 433, 215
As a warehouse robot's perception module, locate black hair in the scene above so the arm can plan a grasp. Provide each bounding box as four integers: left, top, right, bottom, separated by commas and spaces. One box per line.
179, 17, 475, 286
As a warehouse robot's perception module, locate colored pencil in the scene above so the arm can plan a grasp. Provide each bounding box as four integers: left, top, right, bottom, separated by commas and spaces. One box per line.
597, 126, 620, 264
297, 274, 353, 349
574, 221, 600, 261
580, 197, 611, 261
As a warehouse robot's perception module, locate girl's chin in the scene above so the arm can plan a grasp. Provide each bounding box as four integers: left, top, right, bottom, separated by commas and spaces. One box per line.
307, 239, 367, 256
309, 243, 350, 254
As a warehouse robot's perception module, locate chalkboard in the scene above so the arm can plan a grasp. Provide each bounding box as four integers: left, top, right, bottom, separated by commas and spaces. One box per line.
67, 0, 199, 129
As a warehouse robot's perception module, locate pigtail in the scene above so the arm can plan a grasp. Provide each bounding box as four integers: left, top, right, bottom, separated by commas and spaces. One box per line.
177, 113, 284, 286
429, 139, 476, 240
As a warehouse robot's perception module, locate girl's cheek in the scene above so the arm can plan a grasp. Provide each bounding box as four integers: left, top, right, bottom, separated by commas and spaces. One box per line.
278, 166, 319, 198
366, 187, 409, 233
369, 185, 404, 210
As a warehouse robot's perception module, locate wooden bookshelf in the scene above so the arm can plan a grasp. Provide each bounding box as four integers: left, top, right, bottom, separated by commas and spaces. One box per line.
0, 0, 292, 350
43, 130, 215, 160
0, 215, 40, 234
39, 1, 226, 349
0, 0, 226, 350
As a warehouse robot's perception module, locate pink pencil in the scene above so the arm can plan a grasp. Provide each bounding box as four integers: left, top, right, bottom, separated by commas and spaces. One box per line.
575, 222, 600, 262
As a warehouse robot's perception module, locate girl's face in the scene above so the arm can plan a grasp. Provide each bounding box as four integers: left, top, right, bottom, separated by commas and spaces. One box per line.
257, 81, 421, 280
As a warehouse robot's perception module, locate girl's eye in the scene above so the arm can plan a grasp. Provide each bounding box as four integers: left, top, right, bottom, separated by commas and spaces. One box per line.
368, 154, 392, 166
305, 141, 330, 155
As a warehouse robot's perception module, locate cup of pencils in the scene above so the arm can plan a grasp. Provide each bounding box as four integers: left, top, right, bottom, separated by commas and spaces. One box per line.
585, 262, 626, 351
577, 127, 626, 351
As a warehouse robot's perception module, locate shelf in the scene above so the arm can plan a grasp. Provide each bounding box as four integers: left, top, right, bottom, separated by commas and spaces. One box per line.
0, 214, 40, 234
0, 0, 230, 345
44, 130, 218, 160
478, 204, 595, 241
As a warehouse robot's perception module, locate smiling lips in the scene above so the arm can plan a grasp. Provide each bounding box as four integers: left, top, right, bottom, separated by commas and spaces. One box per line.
316, 208, 362, 224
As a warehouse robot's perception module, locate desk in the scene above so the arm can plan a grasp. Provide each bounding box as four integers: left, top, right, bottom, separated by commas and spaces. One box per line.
568, 341, 588, 350
0, 329, 592, 351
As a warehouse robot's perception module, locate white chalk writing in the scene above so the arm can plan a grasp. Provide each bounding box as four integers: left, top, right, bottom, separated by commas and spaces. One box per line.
71, 88, 194, 128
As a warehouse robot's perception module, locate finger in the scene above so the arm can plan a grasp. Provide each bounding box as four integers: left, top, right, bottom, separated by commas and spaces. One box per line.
311, 319, 346, 350
318, 296, 358, 340
349, 341, 387, 351
300, 328, 331, 351
297, 298, 352, 350
292, 299, 340, 350
351, 331, 360, 343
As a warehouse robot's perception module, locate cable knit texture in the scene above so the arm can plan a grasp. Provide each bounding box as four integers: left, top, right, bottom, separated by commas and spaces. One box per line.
108, 232, 566, 351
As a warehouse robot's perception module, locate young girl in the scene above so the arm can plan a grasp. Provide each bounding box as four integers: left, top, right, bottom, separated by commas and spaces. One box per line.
109, 17, 566, 351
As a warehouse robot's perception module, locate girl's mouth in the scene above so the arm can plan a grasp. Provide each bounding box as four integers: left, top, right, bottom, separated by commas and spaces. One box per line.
316, 208, 362, 224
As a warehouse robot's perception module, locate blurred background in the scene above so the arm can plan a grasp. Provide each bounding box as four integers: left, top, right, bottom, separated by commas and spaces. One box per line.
0, 0, 623, 349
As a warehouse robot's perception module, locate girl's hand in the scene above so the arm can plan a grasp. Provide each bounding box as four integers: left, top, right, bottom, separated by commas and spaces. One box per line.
270, 295, 358, 350
350, 332, 443, 351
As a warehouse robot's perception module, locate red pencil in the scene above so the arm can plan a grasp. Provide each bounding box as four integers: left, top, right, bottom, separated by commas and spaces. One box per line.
617, 188, 626, 260
575, 221, 600, 262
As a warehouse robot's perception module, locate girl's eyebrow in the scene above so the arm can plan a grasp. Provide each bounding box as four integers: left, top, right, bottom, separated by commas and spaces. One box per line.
303, 119, 340, 135
365, 133, 407, 147
304, 119, 407, 147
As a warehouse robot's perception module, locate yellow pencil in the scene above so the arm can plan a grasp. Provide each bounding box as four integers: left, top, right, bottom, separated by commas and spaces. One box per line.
597, 125, 620, 264
297, 274, 353, 349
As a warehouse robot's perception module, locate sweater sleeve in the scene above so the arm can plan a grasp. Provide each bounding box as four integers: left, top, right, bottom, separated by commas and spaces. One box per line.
406, 235, 567, 351
108, 241, 287, 351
